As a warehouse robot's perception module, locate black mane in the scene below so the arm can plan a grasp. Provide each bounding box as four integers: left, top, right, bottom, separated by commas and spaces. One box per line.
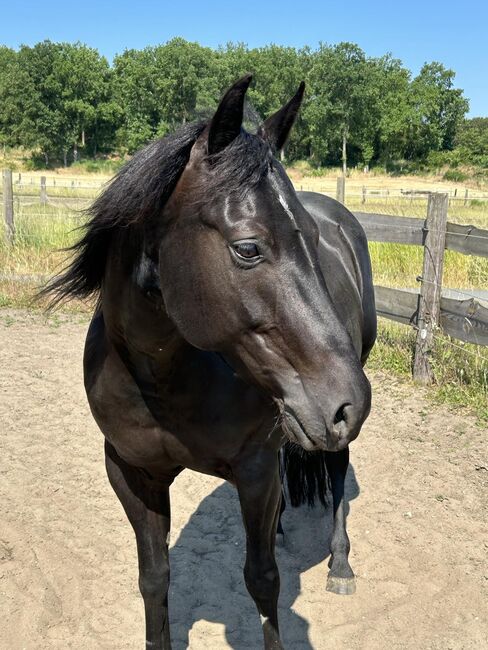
40, 121, 271, 308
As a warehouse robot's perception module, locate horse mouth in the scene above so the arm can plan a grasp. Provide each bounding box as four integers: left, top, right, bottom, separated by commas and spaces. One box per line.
282, 408, 327, 451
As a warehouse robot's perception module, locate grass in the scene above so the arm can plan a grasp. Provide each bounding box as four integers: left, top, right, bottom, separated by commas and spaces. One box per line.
368, 319, 488, 423
69, 159, 125, 175
344, 196, 488, 291
0, 175, 487, 422
0, 202, 85, 307
13, 185, 102, 199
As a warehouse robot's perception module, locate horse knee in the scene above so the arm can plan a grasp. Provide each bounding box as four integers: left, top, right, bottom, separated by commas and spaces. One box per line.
244, 562, 279, 602
139, 561, 170, 600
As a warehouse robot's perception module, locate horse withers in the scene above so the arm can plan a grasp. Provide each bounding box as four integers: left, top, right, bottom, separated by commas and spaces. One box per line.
43, 75, 376, 649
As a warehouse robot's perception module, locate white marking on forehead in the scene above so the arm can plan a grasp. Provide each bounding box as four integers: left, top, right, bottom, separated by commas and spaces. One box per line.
278, 191, 298, 228
269, 172, 315, 267
269, 174, 298, 227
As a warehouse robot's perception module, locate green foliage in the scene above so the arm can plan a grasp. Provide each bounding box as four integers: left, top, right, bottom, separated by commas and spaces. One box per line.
453, 117, 488, 168
70, 159, 125, 174
0, 38, 472, 167
443, 169, 468, 182
0, 41, 117, 165
408, 63, 469, 158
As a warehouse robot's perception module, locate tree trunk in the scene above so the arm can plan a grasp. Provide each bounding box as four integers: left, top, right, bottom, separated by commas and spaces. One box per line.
73, 142, 78, 163
63, 150, 68, 168
280, 149, 285, 162
44, 152, 49, 166
81, 130, 85, 147
342, 128, 347, 178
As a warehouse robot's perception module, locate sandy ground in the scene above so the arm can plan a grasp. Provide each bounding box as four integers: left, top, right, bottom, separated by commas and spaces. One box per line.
1, 309, 487, 650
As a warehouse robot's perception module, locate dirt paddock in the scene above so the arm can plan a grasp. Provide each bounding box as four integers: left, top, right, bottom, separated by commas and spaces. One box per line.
1, 310, 487, 649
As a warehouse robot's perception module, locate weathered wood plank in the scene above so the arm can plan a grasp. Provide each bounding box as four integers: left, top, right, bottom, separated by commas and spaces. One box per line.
40, 176, 47, 205
336, 176, 345, 204
2, 169, 14, 244
374, 285, 419, 325
439, 295, 488, 346
445, 222, 488, 258
413, 193, 448, 383
374, 286, 488, 346
353, 212, 488, 258
353, 212, 425, 245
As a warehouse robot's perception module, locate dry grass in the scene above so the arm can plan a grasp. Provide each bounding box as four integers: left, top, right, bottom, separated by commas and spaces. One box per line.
287, 163, 488, 194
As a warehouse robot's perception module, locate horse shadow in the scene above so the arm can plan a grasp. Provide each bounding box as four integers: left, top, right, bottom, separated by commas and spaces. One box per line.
168, 464, 359, 649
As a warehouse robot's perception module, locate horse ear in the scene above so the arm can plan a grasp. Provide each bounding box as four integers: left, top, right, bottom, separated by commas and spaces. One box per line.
208, 74, 253, 156
258, 81, 305, 153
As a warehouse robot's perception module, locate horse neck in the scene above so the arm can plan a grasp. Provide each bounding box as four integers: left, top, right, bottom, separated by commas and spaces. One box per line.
101, 227, 185, 364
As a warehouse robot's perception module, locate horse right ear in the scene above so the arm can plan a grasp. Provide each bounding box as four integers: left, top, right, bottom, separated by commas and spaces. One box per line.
258, 82, 305, 154
207, 74, 253, 156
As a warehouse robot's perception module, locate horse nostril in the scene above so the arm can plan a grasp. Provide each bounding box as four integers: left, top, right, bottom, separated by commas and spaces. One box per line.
333, 402, 351, 426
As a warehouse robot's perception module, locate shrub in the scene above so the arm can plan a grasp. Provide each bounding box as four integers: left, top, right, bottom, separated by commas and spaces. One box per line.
443, 169, 468, 182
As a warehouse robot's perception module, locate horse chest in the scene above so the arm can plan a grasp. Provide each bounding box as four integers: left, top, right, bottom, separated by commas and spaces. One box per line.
84, 323, 275, 474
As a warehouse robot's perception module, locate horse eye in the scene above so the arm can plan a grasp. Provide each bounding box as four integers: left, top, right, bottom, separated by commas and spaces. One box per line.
233, 242, 260, 259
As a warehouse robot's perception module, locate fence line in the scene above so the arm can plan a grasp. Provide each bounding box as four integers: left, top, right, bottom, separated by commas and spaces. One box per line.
347, 180, 488, 383
2, 170, 487, 384
353, 212, 488, 258
5, 172, 488, 200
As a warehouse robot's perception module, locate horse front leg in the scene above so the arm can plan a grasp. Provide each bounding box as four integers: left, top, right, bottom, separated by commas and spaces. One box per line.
276, 490, 286, 545
325, 446, 356, 595
104, 441, 173, 649
234, 449, 284, 650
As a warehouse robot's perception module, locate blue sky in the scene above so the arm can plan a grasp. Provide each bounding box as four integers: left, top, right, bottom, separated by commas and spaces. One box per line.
0, 0, 486, 116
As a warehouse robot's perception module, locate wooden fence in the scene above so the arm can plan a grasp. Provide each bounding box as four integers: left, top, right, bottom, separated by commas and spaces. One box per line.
2, 170, 488, 383
347, 187, 488, 384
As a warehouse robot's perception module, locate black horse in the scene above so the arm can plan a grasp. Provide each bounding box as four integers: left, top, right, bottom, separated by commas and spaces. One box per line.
43, 75, 376, 649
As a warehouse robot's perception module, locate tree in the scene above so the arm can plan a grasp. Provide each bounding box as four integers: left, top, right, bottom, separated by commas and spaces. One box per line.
56, 43, 119, 160
0, 41, 118, 165
454, 117, 488, 166
407, 62, 468, 159
0, 37, 474, 168
372, 54, 413, 164
113, 39, 218, 153
304, 43, 381, 170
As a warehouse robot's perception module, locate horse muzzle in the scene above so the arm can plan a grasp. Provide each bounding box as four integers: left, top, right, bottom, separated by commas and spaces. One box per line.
280, 373, 371, 452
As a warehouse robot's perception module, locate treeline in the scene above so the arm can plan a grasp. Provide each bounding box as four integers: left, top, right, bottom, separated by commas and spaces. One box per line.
0, 37, 479, 169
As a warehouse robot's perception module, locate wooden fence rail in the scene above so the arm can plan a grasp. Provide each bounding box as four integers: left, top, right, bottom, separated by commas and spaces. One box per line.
350, 183, 488, 384
354, 212, 488, 258
374, 286, 488, 346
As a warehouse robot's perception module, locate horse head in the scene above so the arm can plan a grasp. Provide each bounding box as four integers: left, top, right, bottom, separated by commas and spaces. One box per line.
157, 76, 371, 452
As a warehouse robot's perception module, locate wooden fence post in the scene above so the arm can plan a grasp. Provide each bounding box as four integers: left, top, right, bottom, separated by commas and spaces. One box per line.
41, 176, 47, 205
336, 176, 345, 204
2, 169, 14, 244
413, 193, 449, 384
464, 188, 469, 206
40, 175, 47, 205
362, 186, 366, 204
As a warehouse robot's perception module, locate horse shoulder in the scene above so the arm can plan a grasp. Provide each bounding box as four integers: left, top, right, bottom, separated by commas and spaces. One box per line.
297, 191, 377, 363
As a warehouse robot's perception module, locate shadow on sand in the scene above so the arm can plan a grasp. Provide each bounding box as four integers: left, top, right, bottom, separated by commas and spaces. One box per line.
168, 464, 359, 649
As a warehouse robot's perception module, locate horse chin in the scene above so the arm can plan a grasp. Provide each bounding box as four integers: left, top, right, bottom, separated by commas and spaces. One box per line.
282, 411, 328, 452
282, 409, 353, 453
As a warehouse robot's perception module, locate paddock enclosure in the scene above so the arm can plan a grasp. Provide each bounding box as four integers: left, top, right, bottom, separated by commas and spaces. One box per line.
1, 310, 486, 649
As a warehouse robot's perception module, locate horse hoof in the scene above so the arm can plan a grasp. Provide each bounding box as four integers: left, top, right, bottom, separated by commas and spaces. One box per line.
326, 574, 356, 595
276, 532, 285, 547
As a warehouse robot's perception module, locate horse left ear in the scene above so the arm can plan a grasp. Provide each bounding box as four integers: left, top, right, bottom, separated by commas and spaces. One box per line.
258, 81, 305, 154
208, 74, 253, 156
